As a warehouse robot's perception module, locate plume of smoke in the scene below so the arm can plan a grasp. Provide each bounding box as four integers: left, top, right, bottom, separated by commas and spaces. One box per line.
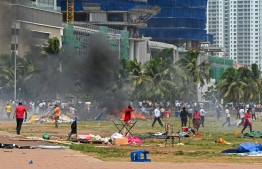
67, 33, 129, 115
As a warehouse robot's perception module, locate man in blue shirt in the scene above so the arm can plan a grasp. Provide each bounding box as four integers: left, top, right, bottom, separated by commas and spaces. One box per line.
141, 106, 146, 115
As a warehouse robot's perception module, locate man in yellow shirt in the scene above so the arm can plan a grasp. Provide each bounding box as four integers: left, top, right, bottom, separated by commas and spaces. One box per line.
5, 103, 12, 121
53, 104, 60, 128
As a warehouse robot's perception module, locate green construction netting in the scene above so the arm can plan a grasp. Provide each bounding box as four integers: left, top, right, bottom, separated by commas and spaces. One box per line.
99, 26, 129, 60
99, 26, 108, 39
208, 56, 233, 66
210, 66, 229, 82
120, 30, 129, 60
63, 23, 73, 44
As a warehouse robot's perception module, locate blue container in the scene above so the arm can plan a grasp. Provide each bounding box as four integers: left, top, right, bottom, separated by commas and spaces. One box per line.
175, 111, 180, 117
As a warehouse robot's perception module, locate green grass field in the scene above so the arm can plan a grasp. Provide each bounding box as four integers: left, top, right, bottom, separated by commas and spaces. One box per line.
68, 115, 262, 163
1, 114, 262, 163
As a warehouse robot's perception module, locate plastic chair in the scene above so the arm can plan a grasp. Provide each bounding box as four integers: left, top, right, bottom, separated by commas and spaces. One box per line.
130, 150, 151, 162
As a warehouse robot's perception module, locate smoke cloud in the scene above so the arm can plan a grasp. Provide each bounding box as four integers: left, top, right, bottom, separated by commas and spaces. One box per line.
66, 33, 129, 116
0, 1, 129, 118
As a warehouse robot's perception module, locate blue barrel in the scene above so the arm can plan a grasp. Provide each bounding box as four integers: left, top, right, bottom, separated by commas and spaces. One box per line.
175, 111, 180, 117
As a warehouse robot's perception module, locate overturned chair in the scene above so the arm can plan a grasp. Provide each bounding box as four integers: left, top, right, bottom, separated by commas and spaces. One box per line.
130, 150, 151, 162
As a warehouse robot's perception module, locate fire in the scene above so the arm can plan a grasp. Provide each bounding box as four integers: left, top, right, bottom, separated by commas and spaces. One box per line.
115, 110, 147, 120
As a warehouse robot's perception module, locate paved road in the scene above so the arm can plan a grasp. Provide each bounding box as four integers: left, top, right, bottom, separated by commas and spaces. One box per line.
0, 131, 261, 169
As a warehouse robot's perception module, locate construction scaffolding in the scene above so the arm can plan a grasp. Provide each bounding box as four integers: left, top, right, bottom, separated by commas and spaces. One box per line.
99, 26, 129, 60
208, 56, 234, 82
63, 22, 129, 59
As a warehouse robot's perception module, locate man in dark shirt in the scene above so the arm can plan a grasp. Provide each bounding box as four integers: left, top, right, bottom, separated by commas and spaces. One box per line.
180, 107, 189, 127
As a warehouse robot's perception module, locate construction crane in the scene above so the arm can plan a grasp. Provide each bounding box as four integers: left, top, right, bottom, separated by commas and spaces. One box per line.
66, 0, 74, 23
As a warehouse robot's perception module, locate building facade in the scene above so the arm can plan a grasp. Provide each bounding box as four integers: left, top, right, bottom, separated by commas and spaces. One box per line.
140, 0, 213, 50
207, 0, 261, 67
57, 0, 161, 62
0, 0, 63, 57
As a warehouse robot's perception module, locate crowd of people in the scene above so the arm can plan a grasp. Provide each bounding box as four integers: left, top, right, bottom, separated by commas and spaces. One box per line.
128, 100, 261, 134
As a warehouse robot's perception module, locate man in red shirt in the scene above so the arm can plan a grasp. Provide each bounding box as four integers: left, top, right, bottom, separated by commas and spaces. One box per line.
123, 105, 134, 136
124, 105, 133, 122
13, 102, 27, 135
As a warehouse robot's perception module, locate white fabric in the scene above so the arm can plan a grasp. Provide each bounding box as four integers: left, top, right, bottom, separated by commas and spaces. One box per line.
154, 108, 160, 117
200, 108, 207, 116
239, 109, 245, 118
225, 109, 230, 117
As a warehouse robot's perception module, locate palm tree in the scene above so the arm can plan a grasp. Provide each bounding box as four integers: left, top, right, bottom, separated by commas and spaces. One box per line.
237, 66, 260, 104
175, 50, 211, 103
0, 54, 15, 88
143, 58, 176, 102
217, 67, 245, 103
177, 50, 211, 87
21, 37, 63, 99
250, 64, 262, 102
123, 58, 152, 100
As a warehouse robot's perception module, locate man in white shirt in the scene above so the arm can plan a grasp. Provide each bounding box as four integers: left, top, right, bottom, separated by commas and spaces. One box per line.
199, 108, 207, 127
222, 108, 230, 127
238, 106, 245, 127
152, 107, 163, 128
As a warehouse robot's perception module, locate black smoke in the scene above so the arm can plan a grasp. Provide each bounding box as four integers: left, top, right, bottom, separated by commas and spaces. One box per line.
65, 33, 129, 118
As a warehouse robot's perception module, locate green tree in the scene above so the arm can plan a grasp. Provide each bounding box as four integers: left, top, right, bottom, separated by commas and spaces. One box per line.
238, 66, 261, 104
22, 37, 63, 99
217, 67, 245, 103
177, 50, 211, 87
143, 56, 176, 102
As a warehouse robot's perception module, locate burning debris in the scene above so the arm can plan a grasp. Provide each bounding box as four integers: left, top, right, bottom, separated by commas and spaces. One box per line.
115, 110, 149, 121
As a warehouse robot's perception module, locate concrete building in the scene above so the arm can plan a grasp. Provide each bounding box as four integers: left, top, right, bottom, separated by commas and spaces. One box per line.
57, 0, 161, 62
207, 0, 261, 67
140, 0, 213, 50
68, 22, 179, 64
0, 0, 63, 57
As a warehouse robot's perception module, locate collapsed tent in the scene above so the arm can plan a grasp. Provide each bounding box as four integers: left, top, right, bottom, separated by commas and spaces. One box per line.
221, 142, 262, 156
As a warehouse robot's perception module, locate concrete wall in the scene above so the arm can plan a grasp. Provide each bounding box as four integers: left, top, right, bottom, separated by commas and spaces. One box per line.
16, 22, 62, 57
0, 2, 63, 57
0, 0, 13, 55
14, 5, 62, 27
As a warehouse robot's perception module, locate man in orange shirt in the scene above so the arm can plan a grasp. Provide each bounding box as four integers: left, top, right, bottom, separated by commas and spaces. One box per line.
13, 102, 27, 135
53, 104, 60, 128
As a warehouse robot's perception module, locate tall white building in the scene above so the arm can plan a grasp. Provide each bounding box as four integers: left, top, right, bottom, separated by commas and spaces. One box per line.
207, 0, 261, 67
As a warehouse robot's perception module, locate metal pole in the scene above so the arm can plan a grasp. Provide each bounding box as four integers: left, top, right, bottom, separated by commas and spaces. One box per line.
14, 23, 17, 101
118, 37, 120, 59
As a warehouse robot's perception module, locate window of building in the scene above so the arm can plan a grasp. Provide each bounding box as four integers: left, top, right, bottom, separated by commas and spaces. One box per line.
31, 31, 49, 39
11, 44, 18, 50
11, 29, 20, 35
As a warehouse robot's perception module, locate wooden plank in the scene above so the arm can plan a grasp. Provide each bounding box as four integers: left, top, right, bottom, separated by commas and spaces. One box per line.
44, 140, 72, 145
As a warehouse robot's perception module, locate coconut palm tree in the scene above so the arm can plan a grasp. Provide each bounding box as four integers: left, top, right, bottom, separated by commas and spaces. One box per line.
0, 54, 15, 88
21, 37, 63, 99
237, 66, 261, 104
177, 50, 211, 87
122, 58, 152, 100
143, 57, 176, 102
250, 64, 262, 102
175, 50, 210, 103
217, 67, 245, 103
